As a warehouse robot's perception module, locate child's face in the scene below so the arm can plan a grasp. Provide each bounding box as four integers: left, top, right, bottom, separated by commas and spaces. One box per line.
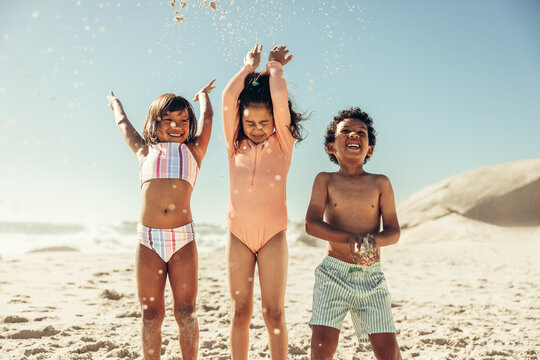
329, 118, 373, 164
156, 109, 190, 143
241, 104, 274, 144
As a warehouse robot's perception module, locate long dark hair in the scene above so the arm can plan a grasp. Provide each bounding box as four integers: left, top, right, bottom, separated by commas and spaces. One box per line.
235, 72, 306, 150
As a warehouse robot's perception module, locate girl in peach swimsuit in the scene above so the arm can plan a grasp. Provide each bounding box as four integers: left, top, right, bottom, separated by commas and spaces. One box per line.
222, 44, 305, 360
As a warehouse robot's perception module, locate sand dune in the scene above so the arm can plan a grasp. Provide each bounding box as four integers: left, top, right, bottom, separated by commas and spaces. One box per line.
1, 160, 539, 359
398, 158, 540, 229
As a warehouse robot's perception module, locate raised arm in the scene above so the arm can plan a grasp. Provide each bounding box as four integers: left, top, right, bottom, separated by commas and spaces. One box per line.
373, 175, 401, 247
189, 78, 216, 164
267, 45, 294, 157
305, 173, 355, 244
107, 91, 147, 163
222, 44, 261, 155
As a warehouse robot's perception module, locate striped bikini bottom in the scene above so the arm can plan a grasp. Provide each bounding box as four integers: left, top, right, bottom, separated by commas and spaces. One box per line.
137, 222, 195, 262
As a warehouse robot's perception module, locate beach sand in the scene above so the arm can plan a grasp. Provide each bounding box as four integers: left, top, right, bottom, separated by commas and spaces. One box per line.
1, 233, 538, 359
1, 160, 539, 359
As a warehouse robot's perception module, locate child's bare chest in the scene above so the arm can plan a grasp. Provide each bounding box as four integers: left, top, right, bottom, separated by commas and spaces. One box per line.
325, 177, 381, 229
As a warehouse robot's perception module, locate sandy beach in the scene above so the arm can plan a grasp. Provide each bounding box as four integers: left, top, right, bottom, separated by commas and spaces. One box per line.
1, 160, 539, 359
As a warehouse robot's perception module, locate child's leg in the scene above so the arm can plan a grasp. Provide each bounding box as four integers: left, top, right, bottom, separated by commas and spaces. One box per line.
136, 244, 167, 360
311, 325, 340, 360
168, 241, 199, 360
257, 230, 288, 360
369, 333, 401, 360
227, 232, 256, 360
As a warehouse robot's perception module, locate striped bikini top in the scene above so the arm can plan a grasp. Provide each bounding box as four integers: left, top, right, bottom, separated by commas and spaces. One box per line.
140, 142, 199, 188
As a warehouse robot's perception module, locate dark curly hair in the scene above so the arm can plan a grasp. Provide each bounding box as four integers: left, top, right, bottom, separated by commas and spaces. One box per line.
143, 93, 197, 146
324, 107, 376, 165
235, 72, 306, 151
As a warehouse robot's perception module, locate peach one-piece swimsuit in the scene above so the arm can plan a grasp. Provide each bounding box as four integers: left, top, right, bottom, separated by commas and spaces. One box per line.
222, 61, 294, 253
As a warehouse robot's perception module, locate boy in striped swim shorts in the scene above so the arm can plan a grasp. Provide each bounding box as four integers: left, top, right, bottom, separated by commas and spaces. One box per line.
305, 107, 402, 359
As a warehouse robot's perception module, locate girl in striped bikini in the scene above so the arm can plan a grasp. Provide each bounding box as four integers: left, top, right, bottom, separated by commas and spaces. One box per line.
107, 78, 215, 360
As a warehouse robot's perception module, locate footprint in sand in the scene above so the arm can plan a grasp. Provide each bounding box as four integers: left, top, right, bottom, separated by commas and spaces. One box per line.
107, 348, 139, 358
288, 343, 308, 355
9, 325, 60, 339
202, 339, 215, 348
116, 311, 140, 318
3, 315, 29, 323
201, 304, 220, 311
101, 289, 123, 300
24, 347, 48, 356
72, 340, 116, 354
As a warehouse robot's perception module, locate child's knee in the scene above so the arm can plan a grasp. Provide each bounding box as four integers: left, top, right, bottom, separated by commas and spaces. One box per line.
141, 304, 165, 322
231, 301, 253, 323
174, 302, 197, 323
374, 346, 400, 360
371, 334, 400, 360
262, 305, 284, 325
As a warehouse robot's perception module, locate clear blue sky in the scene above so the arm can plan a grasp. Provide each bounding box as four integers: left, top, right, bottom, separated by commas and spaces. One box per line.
1, 0, 539, 225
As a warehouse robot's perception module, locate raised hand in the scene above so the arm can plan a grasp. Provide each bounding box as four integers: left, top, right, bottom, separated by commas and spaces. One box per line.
244, 44, 263, 69
193, 78, 216, 102
268, 45, 293, 66
107, 90, 124, 112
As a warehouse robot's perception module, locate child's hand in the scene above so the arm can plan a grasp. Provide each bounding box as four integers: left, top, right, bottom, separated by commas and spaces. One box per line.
349, 233, 378, 266
193, 78, 216, 102
268, 45, 293, 66
107, 90, 124, 112
244, 44, 262, 69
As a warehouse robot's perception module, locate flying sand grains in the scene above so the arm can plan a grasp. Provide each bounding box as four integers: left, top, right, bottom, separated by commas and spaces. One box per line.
169, 0, 177, 7
180, 1, 187, 8
158, 269, 164, 274
175, 15, 184, 22
273, 328, 281, 335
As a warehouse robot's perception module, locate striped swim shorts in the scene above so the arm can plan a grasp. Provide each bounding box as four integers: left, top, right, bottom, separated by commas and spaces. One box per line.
137, 222, 195, 263
309, 256, 396, 343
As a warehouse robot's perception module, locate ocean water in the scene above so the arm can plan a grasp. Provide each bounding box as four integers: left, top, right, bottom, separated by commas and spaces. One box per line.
0, 221, 307, 254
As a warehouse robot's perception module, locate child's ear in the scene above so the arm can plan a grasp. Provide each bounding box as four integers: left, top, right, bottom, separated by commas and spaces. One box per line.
367, 145, 374, 157
326, 143, 336, 154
